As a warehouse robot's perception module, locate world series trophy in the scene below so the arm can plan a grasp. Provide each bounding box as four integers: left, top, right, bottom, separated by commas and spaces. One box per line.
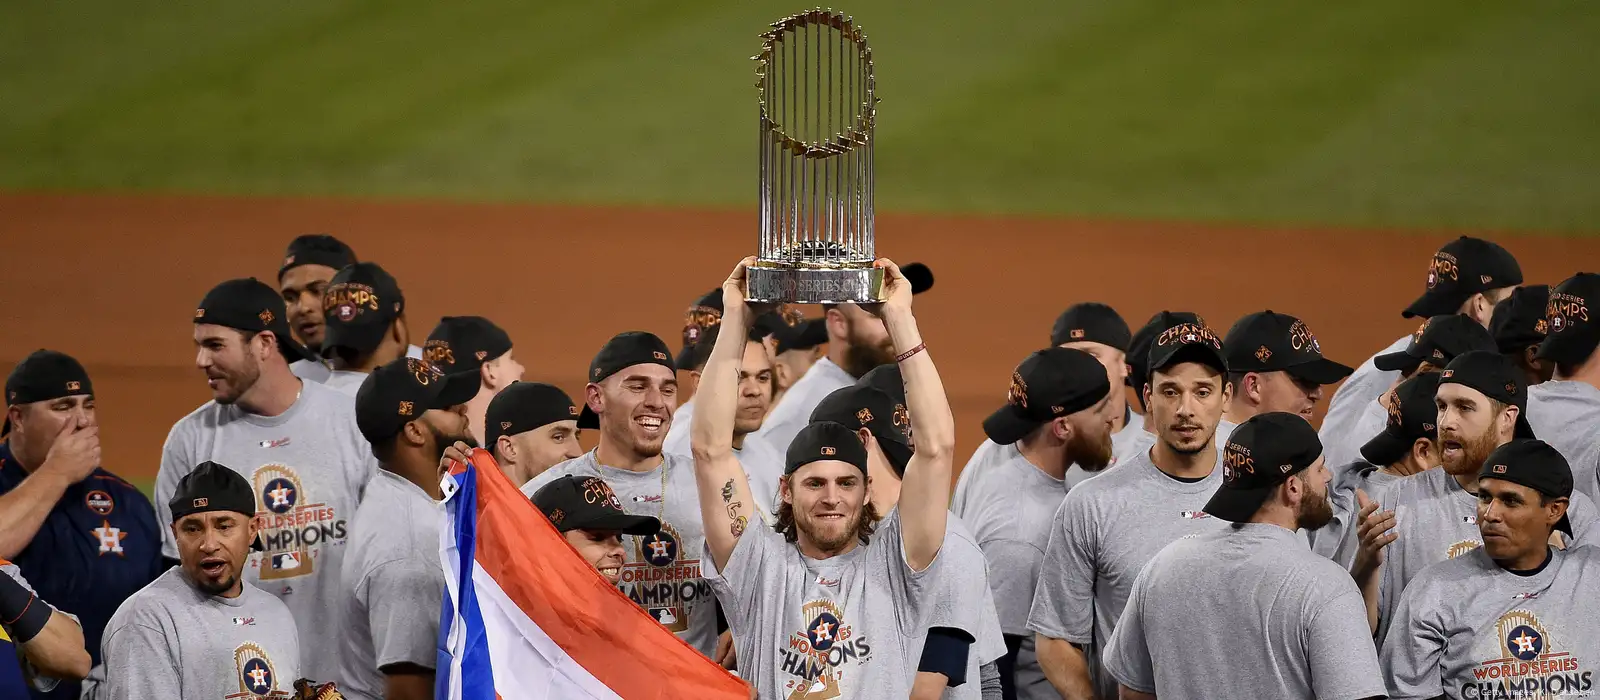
747, 9, 884, 304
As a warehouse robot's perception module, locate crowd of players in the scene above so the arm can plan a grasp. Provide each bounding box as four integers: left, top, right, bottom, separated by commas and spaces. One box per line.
0, 232, 1596, 700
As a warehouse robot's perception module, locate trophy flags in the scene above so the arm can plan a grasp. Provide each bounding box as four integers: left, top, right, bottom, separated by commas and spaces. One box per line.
436, 449, 750, 699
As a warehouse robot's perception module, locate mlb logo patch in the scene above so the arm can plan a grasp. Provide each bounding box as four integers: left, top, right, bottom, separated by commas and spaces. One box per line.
271, 552, 302, 571
1069, 329, 1085, 340
1492, 464, 1508, 474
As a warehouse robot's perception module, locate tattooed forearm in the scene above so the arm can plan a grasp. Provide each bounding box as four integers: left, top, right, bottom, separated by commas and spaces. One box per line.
721, 479, 736, 504
721, 478, 748, 536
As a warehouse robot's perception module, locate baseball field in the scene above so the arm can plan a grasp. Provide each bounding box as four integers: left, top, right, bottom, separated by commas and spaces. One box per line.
1, 2, 1597, 494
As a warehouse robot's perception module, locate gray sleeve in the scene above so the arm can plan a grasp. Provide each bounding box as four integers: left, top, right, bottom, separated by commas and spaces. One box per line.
701, 520, 781, 623
978, 660, 1002, 700
1025, 497, 1096, 643
981, 538, 1044, 635
1306, 582, 1388, 700
924, 537, 1005, 663
155, 423, 194, 560
1099, 561, 1155, 694
1566, 491, 1600, 546
1378, 578, 1446, 700
881, 511, 947, 637
98, 622, 181, 700
364, 559, 444, 671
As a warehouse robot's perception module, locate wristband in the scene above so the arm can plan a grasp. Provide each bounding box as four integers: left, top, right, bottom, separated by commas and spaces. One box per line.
0, 571, 50, 643
895, 342, 926, 363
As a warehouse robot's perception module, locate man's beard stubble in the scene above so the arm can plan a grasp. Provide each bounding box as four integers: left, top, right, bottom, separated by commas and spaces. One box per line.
1067, 426, 1115, 472
798, 506, 867, 554
1444, 422, 1499, 477
427, 423, 477, 465
841, 319, 896, 379
1296, 490, 1335, 531
215, 353, 264, 406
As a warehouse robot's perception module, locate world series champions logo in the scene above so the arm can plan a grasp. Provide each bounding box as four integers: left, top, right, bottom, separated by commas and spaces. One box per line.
227, 642, 286, 699
1461, 609, 1592, 699
250, 465, 347, 581
623, 523, 710, 633
780, 599, 872, 700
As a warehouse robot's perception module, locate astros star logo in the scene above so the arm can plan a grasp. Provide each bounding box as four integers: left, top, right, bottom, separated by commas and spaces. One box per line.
806, 611, 843, 651
1513, 631, 1539, 654
93, 520, 127, 556
269, 484, 294, 509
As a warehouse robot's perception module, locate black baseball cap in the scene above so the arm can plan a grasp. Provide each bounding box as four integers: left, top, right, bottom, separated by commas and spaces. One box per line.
1490, 285, 1551, 355
902, 262, 936, 295
321, 262, 405, 358
811, 385, 913, 476
169, 461, 265, 551
983, 348, 1111, 446
532, 475, 660, 535
425, 316, 513, 376
354, 357, 480, 446
753, 305, 807, 341
857, 363, 905, 406
1537, 273, 1600, 368
3, 350, 94, 437
1204, 412, 1324, 523
675, 290, 724, 368
1438, 351, 1535, 439
774, 318, 829, 354
785, 421, 870, 476
277, 234, 357, 281
1224, 310, 1353, 385
578, 331, 676, 430
1403, 236, 1522, 319
1479, 439, 1573, 535
194, 278, 315, 363
1127, 311, 1206, 392
1050, 303, 1131, 351
486, 382, 579, 448
1147, 322, 1228, 378
1360, 372, 1443, 467
1374, 314, 1496, 373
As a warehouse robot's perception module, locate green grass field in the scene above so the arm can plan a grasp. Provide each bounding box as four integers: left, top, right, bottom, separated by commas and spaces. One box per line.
2, 1, 1597, 231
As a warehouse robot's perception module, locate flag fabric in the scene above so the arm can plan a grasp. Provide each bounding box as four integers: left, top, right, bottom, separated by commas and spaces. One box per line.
436, 448, 751, 700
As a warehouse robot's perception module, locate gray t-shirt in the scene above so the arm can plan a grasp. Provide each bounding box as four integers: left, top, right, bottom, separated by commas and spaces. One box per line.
324, 370, 369, 396
292, 345, 421, 385
520, 450, 718, 656
950, 440, 1067, 700
1376, 467, 1600, 642
156, 380, 376, 684
1104, 524, 1386, 700
339, 469, 442, 700
1381, 545, 1600, 700
704, 509, 944, 700
1109, 419, 1237, 476
916, 517, 1006, 700
1312, 461, 1403, 569
1026, 448, 1229, 700
1320, 334, 1410, 472
1528, 380, 1600, 503
753, 357, 853, 454
83, 568, 302, 700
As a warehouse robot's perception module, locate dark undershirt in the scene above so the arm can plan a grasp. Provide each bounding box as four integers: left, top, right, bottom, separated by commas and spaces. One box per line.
1160, 471, 1209, 484
1506, 547, 1554, 577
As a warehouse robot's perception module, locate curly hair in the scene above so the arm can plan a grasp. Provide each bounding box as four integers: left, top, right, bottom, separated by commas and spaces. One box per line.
773, 490, 881, 547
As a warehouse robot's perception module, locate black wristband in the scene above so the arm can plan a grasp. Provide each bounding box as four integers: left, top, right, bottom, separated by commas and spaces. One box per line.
0, 572, 51, 644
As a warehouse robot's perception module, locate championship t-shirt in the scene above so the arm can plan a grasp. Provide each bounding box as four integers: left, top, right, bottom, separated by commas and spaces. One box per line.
753, 357, 854, 454
521, 450, 718, 656
155, 380, 375, 683
1025, 448, 1228, 700
339, 469, 442, 700
1381, 545, 1600, 700
950, 440, 1068, 700
1375, 467, 1600, 643
704, 509, 944, 700
1312, 461, 1403, 569
82, 568, 301, 700
1104, 524, 1386, 700
1321, 334, 1410, 470
1528, 380, 1600, 502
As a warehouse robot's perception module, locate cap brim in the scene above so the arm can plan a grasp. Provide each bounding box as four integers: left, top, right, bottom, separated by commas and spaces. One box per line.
1557, 514, 1573, 537
903, 263, 934, 295
564, 511, 661, 536
1373, 350, 1422, 373
878, 436, 913, 477
577, 404, 599, 430
1514, 413, 1536, 439
1359, 428, 1412, 468
432, 371, 482, 411
1284, 358, 1356, 385
1202, 485, 1276, 523
982, 405, 1042, 446
1403, 290, 1468, 319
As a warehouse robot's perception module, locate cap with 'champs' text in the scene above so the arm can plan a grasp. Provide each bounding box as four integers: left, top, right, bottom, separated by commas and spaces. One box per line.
1374, 314, 1496, 374
1537, 273, 1600, 368
1403, 236, 1522, 319
1127, 311, 1206, 393
1224, 310, 1353, 385
982, 347, 1112, 446
1147, 322, 1228, 379
1490, 285, 1551, 355
321, 262, 405, 359
1203, 412, 1324, 523
424, 316, 513, 376
532, 475, 660, 535
811, 385, 913, 477
354, 357, 480, 446
1360, 373, 1442, 467
676, 290, 724, 369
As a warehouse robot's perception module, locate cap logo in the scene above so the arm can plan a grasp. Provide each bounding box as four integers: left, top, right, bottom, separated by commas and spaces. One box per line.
195, 308, 205, 319
1506, 382, 1517, 394
1255, 345, 1272, 362
398, 401, 415, 416
475, 350, 488, 361
322, 283, 381, 320
65, 380, 81, 392
1432, 349, 1444, 359
856, 407, 874, 425
1547, 293, 1589, 335
568, 405, 580, 416
284, 255, 295, 265
1069, 329, 1086, 340
892, 403, 912, 439
821, 447, 836, 456
1427, 252, 1459, 289
1288, 320, 1322, 354
1442, 369, 1454, 378
1423, 422, 1435, 433
652, 351, 668, 361
1412, 320, 1430, 342
1481, 275, 1493, 285
1279, 464, 1293, 474
6, 391, 14, 401
779, 304, 804, 327
407, 358, 443, 386
1492, 464, 1508, 474
193, 497, 209, 507
582, 478, 624, 511
1385, 396, 1403, 429
1006, 372, 1029, 409
1535, 318, 1548, 335
547, 508, 564, 525
423, 341, 456, 366
593, 367, 603, 378
500, 421, 513, 430
1156, 323, 1221, 349
1223, 444, 1254, 482
259, 309, 274, 325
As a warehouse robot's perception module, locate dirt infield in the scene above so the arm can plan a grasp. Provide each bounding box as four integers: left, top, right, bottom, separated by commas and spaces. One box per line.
2, 192, 1595, 481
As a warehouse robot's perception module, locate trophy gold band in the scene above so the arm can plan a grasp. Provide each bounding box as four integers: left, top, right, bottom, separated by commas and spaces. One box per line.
748, 9, 884, 304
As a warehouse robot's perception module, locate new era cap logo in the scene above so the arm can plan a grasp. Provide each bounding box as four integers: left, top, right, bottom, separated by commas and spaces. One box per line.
1279, 464, 1293, 474
1481, 275, 1493, 285
1492, 464, 1508, 474
65, 381, 81, 391
284, 255, 295, 265
821, 447, 836, 456
1535, 319, 1549, 335
475, 350, 487, 361
500, 421, 512, 430
193, 498, 209, 507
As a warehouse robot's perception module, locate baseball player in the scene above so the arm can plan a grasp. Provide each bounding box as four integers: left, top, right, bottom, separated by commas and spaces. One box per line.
1103, 413, 1385, 700
85, 462, 301, 700
1048, 303, 1142, 489
340, 357, 477, 700
1381, 439, 1600, 700
0, 350, 162, 700
1489, 284, 1554, 385
694, 256, 960, 700
767, 317, 827, 408
423, 315, 524, 446
518, 331, 723, 657
319, 262, 413, 396
1322, 313, 1497, 470
1028, 322, 1233, 700
1313, 372, 1443, 568
1355, 351, 1600, 642
485, 382, 583, 485
277, 234, 359, 384
949, 347, 1117, 700
1528, 272, 1600, 502
157, 277, 375, 684
1321, 236, 1522, 490
1220, 310, 1353, 424
531, 475, 661, 585
0, 559, 89, 698
664, 324, 784, 518
1109, 311, 1240, 469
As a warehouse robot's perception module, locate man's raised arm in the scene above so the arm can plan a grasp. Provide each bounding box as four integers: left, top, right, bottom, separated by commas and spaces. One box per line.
691, 258, 764, 572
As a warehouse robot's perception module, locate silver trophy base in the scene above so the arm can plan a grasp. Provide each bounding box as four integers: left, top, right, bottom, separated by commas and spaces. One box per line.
747, 264, 885, 304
